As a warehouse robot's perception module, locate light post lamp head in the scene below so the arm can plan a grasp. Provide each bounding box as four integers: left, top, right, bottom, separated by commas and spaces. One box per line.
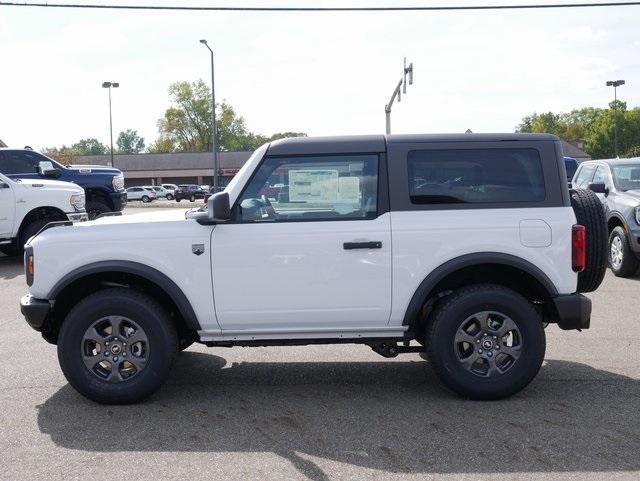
102, 81, 119, 88
606, 80, 625, 87
199, 39, 207, 45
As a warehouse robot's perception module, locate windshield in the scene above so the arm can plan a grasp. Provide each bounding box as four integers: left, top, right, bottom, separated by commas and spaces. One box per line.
612, 164, 640, 191
224, 143, 269, 195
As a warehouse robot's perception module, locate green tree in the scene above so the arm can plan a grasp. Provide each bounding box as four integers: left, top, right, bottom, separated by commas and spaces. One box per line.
153, 79, 306, 153
116, 129, 145, 154
71, 138, 108, 155
516, 101, 640, 159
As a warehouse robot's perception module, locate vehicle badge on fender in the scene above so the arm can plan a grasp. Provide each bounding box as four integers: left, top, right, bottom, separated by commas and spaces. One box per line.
192, 244, 205, 256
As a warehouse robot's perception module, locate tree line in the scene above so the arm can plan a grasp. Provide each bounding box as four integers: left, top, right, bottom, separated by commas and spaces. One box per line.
516, 100, 640, 159
44, 79, 305, 162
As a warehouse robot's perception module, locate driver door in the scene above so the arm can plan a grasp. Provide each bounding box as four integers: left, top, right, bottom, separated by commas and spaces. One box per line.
210, 153, 392, 332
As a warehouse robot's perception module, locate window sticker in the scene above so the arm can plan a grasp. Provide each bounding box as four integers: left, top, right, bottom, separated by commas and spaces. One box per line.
289, 169, 339, 202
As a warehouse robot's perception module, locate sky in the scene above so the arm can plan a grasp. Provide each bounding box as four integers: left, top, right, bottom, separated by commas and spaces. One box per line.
0, 0, 639, 151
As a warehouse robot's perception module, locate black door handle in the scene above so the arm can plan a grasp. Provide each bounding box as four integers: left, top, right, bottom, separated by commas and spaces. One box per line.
343, 241, 382, 250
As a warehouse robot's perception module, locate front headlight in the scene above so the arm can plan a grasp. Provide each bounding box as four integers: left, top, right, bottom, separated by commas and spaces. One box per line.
112, 173, 125, 191
635, 206, 640, 225
70, 193, 85, 211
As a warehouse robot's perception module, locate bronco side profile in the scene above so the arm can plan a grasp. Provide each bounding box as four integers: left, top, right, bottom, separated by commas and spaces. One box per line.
20, 134, 606, 404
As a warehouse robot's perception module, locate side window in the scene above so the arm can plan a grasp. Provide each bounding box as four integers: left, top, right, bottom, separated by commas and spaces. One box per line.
0, 151, 41, 175
407, 148, 545, 204
574, 165, 596, 188
237, 154, 379, 222
592, 166, 608, 185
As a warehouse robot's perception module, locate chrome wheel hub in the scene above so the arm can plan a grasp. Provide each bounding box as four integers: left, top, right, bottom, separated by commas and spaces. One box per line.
611, 235, 623, 269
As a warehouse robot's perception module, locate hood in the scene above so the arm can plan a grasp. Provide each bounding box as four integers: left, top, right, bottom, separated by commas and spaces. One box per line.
15, 178, 84, 193
67, 164, 122, 175
622, 189, 640, 200
84, 208, 189, 226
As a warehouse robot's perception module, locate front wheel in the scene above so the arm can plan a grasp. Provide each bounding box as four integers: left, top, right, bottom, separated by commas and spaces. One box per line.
609, 226, 639, 277
57, 288, 177, 404
426, 284, 545, 400
141, 195, 150, 203
166, 194, 174, 200
190, 195, 196, 202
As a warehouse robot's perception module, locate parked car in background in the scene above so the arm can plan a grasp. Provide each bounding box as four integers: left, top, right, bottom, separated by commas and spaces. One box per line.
161, 184, 178, 199
175, 184, 206, 202
572, 157, 640, 277
0, 148, 126, 220
564, 157, 580, 184
126, 187, 156, 203
0, 172, 86, 255
144, 185, 172, 200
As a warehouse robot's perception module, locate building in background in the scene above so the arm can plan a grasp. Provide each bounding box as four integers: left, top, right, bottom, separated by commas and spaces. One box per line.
76, 151, 252, 187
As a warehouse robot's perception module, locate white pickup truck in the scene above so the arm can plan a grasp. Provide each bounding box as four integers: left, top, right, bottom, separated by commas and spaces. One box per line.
19, 134, 607, 404
0, 172, 87, 255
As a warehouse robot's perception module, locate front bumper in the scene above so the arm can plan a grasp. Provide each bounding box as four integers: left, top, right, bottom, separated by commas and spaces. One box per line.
552, 293, 592, 330
20, 295, 51, 331
110, 191, 127, 211
67, 212, 88, 222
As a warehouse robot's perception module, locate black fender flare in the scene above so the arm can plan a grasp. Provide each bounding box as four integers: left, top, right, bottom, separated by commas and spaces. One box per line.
48, 261, 201, 330
402, 252, 558, 327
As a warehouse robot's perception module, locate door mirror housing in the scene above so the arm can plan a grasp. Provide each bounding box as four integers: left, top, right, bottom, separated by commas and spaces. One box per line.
588, 182, 608, 195
38, 161, 60, 178
194, 192, 231, 225
209, 191, 231, 222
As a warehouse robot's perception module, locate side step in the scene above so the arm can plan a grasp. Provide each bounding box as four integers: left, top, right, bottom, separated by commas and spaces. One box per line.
368, 341, 424, 358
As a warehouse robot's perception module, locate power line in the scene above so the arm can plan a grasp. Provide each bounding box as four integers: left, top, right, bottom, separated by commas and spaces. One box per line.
1, 1, 640, 12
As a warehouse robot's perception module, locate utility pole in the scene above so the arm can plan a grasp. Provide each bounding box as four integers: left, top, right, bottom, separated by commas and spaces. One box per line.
606, 79, 625, 158
385, 58, 414, 134
200, 39, 219, 190
101, 81, 119, 167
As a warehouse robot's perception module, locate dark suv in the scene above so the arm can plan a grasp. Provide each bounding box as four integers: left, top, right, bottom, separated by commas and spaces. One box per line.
174, 184, 206, 202
572, 158, 640, 277
0, 148, 126, 219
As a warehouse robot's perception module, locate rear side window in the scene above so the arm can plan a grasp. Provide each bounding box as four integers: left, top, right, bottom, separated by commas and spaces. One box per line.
407, 149, 545, 204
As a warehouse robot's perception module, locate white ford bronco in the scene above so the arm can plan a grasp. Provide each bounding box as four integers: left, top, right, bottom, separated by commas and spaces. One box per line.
0, 172, 86, 256
20, 134, 607, 404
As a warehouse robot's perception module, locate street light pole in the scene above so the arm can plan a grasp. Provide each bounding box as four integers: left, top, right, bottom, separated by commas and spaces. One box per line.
200, 39, 219, 191
385, 57, 414, 134
606, 79, 625, 158
102, 81, 119, 167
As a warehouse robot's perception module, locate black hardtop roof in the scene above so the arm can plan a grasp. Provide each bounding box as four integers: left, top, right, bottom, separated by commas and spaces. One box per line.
267, 133, 559, 155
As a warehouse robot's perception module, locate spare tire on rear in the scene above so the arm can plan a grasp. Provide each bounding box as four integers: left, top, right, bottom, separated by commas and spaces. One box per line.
570, 188, 607, 292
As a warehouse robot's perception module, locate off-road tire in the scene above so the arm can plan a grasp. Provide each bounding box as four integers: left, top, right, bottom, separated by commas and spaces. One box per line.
426, 284, 545, 400
86, 201, 111, 220
570, 188, 607, 292
58, 288, 177, 404
609, 226, 639, 277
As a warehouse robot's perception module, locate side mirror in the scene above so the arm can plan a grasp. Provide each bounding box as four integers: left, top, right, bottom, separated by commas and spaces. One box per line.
208, 191, 231, 222
38, 161, 60, 178
588, 182, 608, 195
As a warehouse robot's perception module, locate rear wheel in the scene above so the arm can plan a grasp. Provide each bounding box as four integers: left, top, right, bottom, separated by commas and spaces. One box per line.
609, 226, 639, 277
141, 195, 150, 203
166, 194, 174, 200
427, 284, 545, 400
58, 288, 177, 404
190, 195, 196, 202
570, 188, 607, 292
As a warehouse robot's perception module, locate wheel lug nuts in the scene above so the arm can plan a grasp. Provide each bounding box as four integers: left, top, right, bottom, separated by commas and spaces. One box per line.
488, 352, 493, 357
496, 345, 500, 350
113, 356, 119, 362
476, 339, 480, 343
122, 352, 126, 357
478, 349, 483, 354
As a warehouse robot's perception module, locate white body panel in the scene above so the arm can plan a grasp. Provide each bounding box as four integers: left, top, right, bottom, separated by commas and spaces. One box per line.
389, 207, 578, 325
28, 211, 222, 332
0, 173, 84, 239
210, 213, 392, 330
126, 188, 157, 201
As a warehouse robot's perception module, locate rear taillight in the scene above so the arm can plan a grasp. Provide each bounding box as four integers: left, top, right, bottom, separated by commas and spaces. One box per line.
572, 225, 586, 272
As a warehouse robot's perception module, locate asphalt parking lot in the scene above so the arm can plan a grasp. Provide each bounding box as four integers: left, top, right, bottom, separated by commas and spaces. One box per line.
1, 213, 639, 481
